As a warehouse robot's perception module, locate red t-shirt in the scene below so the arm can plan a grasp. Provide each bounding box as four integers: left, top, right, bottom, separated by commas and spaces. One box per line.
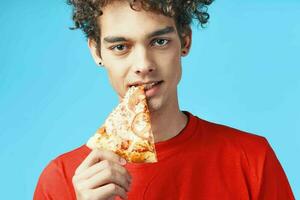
34, 112, 295, 200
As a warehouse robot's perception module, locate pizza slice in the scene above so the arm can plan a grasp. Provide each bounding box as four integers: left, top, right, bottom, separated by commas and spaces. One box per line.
86, 85, 157, 163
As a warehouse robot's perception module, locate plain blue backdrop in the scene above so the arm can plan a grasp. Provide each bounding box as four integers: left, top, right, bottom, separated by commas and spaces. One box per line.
0, 0, 299, 199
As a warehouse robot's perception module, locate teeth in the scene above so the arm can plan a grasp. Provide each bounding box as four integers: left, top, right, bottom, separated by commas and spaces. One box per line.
144, 82, 158, 90
130, 81, 161, 89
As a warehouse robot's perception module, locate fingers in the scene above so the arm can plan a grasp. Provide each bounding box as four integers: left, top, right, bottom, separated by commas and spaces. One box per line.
77, 184, 128, 200
84, 167, 131, 192
72, 149, 131, 200
75, 149, 126, 175
93, 183, 128, 200
76, 159, 131, 182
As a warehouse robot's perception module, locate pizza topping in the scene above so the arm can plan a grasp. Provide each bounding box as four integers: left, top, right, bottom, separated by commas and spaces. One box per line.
128, 86, 145, 112
134, 142, 150, 153
97, 127, 107, 137
120, 140, 131, 150
130, 152, 146, 163
87, 85, 157, 163
131, 112, 151, 140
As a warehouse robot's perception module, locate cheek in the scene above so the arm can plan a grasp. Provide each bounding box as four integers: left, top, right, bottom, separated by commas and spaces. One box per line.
101, 50, 129, 94
102, 56, 127, 85
107, 68, 124, 86
106, 65, 129, 96
161, 48, 182, 81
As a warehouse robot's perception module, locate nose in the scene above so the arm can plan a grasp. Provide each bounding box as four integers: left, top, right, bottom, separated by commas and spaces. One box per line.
132, 46, 155, 76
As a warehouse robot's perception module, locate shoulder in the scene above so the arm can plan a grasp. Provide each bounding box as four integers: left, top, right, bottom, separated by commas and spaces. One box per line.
52, 145, 91, 177
34, 145, 90, 199
54, 145, 91, 165
39, 145, 90, 183
190, 113, 271, 159
188, 113, 295, 199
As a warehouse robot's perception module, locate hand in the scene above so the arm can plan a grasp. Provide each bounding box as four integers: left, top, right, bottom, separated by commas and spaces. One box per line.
72, 149, 132, 200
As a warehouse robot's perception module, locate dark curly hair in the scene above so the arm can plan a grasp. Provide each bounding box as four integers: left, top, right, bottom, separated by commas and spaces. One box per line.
67, 0, 214, 55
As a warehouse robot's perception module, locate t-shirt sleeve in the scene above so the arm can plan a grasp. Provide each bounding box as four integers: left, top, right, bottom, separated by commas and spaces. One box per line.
33, 159, 74, 200
257, 140, 295, 200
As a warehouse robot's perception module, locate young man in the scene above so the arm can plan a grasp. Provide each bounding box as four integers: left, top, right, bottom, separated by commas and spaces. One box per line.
34, 0, 295, 199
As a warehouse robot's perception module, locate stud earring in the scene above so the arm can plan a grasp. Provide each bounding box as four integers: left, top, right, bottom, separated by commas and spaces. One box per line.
98, 62, 103, 67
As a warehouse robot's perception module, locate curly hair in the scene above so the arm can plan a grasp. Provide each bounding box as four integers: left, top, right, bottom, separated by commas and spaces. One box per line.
66, 0, 213, 55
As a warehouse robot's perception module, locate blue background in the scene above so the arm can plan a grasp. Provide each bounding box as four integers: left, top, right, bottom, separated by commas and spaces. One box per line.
0, 0, 299, 199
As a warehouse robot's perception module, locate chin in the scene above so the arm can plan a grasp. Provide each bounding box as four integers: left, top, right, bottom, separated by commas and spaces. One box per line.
147, 97, 163, 113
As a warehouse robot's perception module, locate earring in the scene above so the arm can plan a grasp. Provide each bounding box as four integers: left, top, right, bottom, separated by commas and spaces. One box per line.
182, 50, 187, 55
98, 62, 103, 67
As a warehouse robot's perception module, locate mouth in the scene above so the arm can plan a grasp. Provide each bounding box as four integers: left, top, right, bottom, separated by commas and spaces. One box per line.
129, 81, 163, 90
128, 80, 163, 97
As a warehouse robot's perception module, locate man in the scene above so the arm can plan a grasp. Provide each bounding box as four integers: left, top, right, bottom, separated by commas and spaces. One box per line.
34, 0, 295, 199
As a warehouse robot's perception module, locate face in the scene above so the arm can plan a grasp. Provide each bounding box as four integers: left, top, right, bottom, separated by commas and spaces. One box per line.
89, 1, 191, 113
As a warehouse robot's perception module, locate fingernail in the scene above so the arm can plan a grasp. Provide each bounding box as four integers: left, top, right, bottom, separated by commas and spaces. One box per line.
119, 157, 127, 165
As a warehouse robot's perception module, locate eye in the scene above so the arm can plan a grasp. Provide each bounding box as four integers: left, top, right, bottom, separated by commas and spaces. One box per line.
111, 44, 128, 52
151, 39, 170, 47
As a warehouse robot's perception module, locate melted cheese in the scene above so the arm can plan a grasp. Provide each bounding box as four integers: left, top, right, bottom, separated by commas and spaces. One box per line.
86, 86, 157, 163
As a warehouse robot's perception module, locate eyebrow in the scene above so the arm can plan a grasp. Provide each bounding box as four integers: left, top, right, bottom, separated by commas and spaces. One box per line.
147, 26, 175, 38
103, 26, 175, 43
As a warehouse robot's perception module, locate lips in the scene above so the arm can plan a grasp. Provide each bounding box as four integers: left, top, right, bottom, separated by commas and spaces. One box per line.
128, 81, 163, 90
143, 81, 162, 90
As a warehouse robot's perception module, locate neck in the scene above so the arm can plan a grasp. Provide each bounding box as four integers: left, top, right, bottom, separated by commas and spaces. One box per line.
149, 97, 188, 143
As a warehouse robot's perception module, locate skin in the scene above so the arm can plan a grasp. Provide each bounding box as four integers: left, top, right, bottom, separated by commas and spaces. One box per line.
73, 1, 192, 199
73, 150, 131, 200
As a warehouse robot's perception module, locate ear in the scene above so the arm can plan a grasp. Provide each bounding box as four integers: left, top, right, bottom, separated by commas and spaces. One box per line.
87, 38, 103, 66
181, 27, 192, 57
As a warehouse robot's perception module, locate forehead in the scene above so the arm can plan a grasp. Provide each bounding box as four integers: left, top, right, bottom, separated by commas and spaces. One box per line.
98, 1, 177, 40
